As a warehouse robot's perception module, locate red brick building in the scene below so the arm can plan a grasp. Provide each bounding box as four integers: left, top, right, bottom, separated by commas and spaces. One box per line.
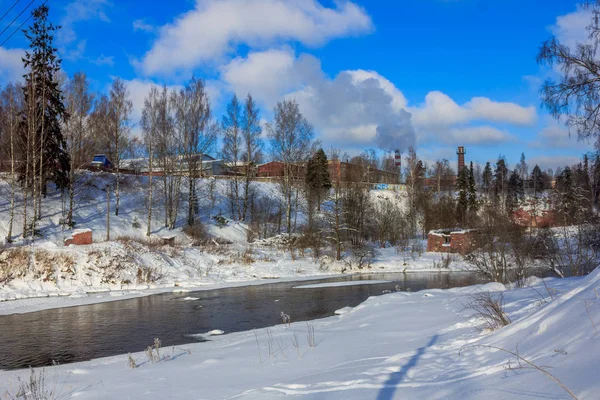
426, 229, 478, 255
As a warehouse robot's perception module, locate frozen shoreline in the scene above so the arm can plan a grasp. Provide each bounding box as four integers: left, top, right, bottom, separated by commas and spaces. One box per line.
0, 266, 475, 316
0, 270, 596, 399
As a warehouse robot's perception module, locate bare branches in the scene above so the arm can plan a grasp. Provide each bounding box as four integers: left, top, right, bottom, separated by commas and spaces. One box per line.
538, 2, 600, 143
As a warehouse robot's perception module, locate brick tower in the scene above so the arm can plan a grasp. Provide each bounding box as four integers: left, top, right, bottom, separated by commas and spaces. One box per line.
457, 146, 465, 173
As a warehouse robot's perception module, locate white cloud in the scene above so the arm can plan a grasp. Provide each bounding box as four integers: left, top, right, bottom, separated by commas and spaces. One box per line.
138, 0, 373, 76
529, 155, 582, 171
550, 5, 592, 48
133, 19, 154, 33
91, 55, 115, 67
59, 0, 112, 61
530, 117, 594, 150
0, 47, 25, 83
445, 126, 516, 145
219, 49, 536, 151
410, 91, 536, 128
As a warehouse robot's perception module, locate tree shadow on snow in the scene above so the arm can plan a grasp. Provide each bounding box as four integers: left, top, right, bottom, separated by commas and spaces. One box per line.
376, 334, 439, 400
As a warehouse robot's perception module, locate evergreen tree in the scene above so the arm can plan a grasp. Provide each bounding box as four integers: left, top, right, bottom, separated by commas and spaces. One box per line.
494, 158, 508, 205
455, 166, 469, 226
482, 161, 492, 195
19, 4, 69, 235
305, 148, 332, 210
468, 161, 477, 215
555, 166, 575, 223
531, 164, 544, 196
506, 169, 523, 212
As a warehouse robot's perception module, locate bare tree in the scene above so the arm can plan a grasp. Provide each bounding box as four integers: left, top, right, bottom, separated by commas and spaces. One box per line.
141, 86, 161, 236
107, 78, 132, 217
0, 84, 23, 241
241, 94, 262, 221
63, 72, 94, 228
154, 87, 179, 230
221, 95, 242, 220
267, 99, 316, 238
177, 77, 217, 227
538, 1, 600, 145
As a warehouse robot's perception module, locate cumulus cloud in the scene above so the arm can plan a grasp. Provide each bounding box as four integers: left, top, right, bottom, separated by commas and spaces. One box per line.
530, 117, 594, 150
550, 5, 592, 48
410, 91, 536, 128
529, 155, 583, 171
445, 126, 516, 145
219, 49, 536, 151
0, 47, 25, 84
138, 0, 373, 76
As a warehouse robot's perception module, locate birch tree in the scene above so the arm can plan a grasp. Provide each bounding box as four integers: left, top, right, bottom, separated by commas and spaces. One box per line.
221, 95, 242, 220
0, 84, 23, 241
241, 94, 262, 221
63, 72, 94, 227
107, 78, 132, 217
267, 99, 315, 238
177, 77, 217, 227
141, 86, 161, 236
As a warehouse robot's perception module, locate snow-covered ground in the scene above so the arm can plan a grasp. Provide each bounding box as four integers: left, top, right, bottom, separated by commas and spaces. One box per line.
0, 172, 472, 311
1, 268, 598, 399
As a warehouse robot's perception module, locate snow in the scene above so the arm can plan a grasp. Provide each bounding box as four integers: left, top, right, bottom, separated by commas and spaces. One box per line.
293, 280, 392, 289
0, 172, 477, 314
1, 270, 598, 399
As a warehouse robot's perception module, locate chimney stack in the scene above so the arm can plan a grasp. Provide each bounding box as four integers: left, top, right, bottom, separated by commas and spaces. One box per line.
395, 149, 402, 184
457, 146, 465, 173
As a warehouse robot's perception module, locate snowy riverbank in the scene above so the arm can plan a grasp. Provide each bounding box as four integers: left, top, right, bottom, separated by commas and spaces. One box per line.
1, 268, 598, 399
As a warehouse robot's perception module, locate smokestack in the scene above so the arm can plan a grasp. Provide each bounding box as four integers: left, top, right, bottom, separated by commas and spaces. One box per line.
457, 146, 465, 174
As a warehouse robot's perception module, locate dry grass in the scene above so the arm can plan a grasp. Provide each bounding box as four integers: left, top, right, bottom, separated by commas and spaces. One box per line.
0, 248, 75, 285
465, 291, 511, 331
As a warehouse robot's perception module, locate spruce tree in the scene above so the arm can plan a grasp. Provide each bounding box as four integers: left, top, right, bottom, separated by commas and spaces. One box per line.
482, 161, 492, 195
20, 5, 69, 188
507, 169, 523, 212
305, 148, 332, 211
531, 164, 544, 196
19, 4, 69, 235
494, 158, 508, 204
468, 161, 477, 215
455, 166, 469, 227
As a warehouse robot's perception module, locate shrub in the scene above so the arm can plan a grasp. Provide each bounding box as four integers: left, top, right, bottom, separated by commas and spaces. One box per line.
213, 214, 228, 228
183, 222, 208, 245
131, 216, 141, 229
465, 291, 511, 331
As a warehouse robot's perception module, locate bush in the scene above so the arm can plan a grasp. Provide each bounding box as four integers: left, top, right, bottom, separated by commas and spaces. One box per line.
132, 216, 141, 229
465, 291, 511, 331
213, 214, 228, 228
183, 222, 208, 245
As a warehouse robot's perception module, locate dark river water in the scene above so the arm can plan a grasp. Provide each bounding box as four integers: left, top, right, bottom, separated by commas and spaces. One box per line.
0, 272, 487, 370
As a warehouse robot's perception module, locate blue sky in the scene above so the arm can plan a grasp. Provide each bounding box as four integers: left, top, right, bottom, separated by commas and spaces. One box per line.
0, 0, 595, 172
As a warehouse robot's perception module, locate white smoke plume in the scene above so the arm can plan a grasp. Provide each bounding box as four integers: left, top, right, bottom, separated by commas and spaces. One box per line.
375, 109, 416, 153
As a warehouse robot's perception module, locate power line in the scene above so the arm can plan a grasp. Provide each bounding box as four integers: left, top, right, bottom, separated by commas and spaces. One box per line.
0, 0, 37, 40
0, 0, 46, 48
0, 0, 21, 24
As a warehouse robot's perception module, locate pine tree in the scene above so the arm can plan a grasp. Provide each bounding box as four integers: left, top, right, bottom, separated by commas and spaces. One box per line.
482, 161, 492, 196
455, 167, 469, 227
531, 164, 544, 196
19, 4, 70, 236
